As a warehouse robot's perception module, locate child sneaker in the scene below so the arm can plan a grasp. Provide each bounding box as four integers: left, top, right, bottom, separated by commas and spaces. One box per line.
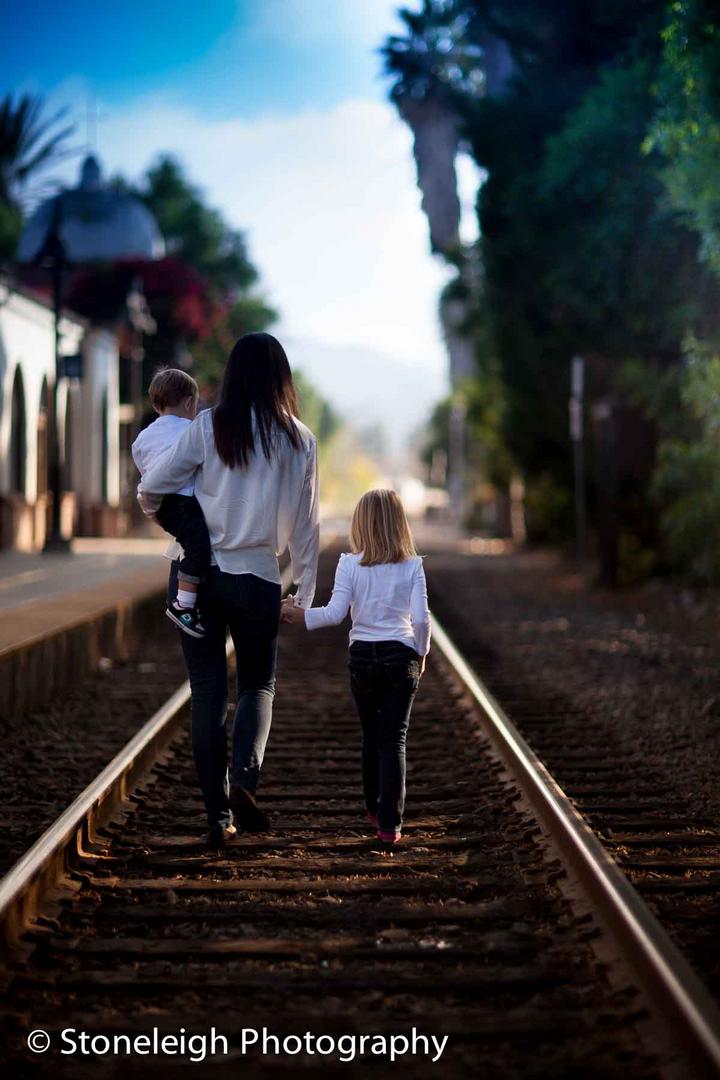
378, 829, 402, 844
166, 600, 206, 638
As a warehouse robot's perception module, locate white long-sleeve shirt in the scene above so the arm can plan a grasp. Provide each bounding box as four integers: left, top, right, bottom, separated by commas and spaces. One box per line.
304, 552, 432, 656
140, 408, 320, 608
131, 414, 195, 496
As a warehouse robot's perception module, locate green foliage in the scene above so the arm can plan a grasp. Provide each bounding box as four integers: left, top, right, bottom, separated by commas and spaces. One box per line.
522, 472, 574, 545
387, 0, 720, 574
382, 0, 486, 104
0, 200, 21, 263
190, 296, 278, 391
653, 345, 720, 580
127, 156, 276, 393
647, 1, 720, 269
537, 58, 709, 357
294, 370, 339, 445
617, 532, 658, 586
0, 93, 74, 206
0, 93, 74, 264
137, 157, 258, 294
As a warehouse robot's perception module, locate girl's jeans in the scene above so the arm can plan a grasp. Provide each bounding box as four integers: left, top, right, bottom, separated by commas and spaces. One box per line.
348, 640, 420, 832
168, 562, 281, 829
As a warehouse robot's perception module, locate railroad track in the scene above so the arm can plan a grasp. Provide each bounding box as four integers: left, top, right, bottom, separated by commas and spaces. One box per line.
426, 567, 720, 1024
0, 549, 719, 1077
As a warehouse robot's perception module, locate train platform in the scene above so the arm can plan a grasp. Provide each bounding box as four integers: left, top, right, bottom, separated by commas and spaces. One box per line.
0, 537, 170, 722
0, 537, 168, 653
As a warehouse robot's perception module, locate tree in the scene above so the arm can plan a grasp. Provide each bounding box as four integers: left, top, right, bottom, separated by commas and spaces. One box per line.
137, 157, 258, 294
647, 1, 720, 271
651, 342, 720, 581
124, 156, 277, 386
190, 296, 278, 392
294, 370, 339, 446
0, 93, 74, 261
386, 0, 720, 580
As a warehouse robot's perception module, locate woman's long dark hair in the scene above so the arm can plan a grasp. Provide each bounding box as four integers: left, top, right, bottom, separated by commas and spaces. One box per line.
212, 332, 301, 468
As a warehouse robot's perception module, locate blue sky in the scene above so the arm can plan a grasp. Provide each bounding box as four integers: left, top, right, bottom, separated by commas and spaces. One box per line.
1, 0, 399, 119
3, 1, 476, 449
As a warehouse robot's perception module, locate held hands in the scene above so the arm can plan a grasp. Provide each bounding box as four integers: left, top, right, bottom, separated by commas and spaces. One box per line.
280, 596, 306, 625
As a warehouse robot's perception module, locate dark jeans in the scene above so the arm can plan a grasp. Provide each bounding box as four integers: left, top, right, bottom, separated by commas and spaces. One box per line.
348, 640, 420, 833
168, 562, 281, 828
156, 494, 211, 584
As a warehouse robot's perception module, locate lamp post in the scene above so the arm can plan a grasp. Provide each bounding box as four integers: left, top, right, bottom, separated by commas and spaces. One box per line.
125, 275, 156, 445
36, 194, 70, 552
17, 153, 165, 555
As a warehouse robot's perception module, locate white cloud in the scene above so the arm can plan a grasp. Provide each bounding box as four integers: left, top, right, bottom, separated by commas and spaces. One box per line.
241, 0, 408, 47
88, 95, 452, 383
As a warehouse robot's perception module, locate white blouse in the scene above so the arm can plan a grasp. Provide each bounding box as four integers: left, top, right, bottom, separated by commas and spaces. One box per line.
304, 552, 432, 656
140, 408, 319, 607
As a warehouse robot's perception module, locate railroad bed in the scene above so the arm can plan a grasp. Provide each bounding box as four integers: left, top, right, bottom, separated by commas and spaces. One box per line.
0, 611, 186, 878
425, 551, 720, 1013
0, 552, 693, 1077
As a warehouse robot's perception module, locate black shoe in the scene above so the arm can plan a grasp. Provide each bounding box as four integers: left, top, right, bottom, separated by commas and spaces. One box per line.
166, 600, 206, 638
206, 821, 237, 849
229, 786, 270, 833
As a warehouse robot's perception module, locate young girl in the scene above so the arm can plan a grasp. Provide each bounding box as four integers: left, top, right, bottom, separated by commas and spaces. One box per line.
282, 489, 431, 845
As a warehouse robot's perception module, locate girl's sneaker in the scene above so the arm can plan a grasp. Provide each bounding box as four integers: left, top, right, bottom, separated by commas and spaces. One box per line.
366, 812, 379, 828
166, 600, 206, 638
377, 829, 402, 844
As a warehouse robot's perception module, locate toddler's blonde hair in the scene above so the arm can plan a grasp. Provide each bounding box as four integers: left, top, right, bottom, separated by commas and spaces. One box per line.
350, 488, 417, 567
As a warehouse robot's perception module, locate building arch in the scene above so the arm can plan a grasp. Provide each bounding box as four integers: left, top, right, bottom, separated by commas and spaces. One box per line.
9, 367, 26, 496
36, 378, 49, 499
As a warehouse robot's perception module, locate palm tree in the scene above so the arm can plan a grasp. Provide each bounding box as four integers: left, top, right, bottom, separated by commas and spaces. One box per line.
0, 93, 74, 262
382, 2, 516, 254
383, 2, 498, 523
0, 94, 75, 207
382, 1, 484, 254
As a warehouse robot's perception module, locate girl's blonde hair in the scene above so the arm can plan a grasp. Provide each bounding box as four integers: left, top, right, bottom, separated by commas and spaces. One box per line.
350, 489, 417, 566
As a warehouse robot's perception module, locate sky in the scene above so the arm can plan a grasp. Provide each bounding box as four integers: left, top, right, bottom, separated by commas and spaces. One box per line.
1, 0, 480, 449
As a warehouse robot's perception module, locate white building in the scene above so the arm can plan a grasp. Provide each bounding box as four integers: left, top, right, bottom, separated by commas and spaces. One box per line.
0, 283, 122, 550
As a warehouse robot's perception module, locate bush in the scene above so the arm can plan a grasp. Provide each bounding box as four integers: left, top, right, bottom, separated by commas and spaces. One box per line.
523, 472, 574, 546
618, 532, 657, 586
653, 348, 720, 581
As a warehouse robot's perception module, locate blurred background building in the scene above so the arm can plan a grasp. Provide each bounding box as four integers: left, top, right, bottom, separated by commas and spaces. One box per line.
0, 153, 163, 550
0, 281, 129, 548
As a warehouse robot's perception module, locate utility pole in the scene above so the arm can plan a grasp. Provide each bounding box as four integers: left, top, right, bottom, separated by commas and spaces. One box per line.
592, 397, 619, 588
569, 355, 586, 583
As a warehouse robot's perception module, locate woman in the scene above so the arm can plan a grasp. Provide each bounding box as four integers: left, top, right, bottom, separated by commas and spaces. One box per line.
141, 333, 319, 848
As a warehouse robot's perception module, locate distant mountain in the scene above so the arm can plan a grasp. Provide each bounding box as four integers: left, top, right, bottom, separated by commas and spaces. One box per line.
285, 337, 448, 452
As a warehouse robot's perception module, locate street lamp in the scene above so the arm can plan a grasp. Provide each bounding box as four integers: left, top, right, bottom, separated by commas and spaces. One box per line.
34, 194, 70, 550
17, 154, 164, 553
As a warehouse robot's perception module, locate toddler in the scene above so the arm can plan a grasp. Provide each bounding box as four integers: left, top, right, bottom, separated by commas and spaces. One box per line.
132, 368, 211, 638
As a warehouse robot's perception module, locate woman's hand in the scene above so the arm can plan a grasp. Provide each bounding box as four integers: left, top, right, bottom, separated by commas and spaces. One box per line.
280, 597, 306, 625
419, 656, 426, 677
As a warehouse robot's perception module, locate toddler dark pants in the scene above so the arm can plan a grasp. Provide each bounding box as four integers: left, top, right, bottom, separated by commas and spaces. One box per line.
154, 494, 211, 585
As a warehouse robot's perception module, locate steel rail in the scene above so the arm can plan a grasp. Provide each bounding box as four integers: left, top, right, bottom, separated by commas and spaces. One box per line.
431, 613, 720, 1078
0, 564, 295, 951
